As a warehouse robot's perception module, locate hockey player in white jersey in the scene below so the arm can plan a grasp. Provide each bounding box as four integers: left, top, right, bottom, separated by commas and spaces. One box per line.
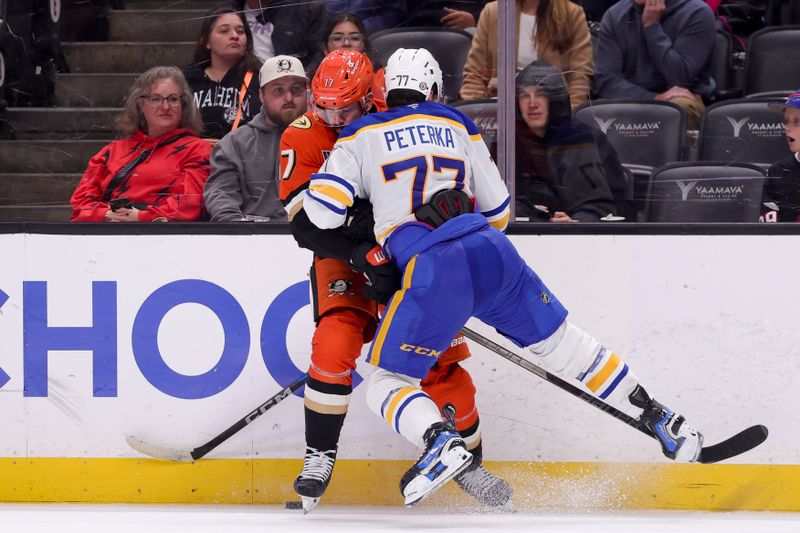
302, 47, 703, 507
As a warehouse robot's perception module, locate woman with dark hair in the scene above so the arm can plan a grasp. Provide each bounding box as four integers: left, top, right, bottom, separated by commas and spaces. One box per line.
183, 4, 263, 140
70, 66, 211, 222
314, 12, 387, 110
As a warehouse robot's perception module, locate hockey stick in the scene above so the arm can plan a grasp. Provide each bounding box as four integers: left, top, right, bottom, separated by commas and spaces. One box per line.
126, 373, 308, 461
459, 327, 768, 464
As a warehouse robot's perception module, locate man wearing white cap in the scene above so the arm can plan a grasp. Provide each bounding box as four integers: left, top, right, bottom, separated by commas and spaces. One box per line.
204, 55, 308, 221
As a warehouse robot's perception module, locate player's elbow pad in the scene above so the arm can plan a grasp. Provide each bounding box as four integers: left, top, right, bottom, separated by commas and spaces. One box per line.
304, 192, 345, 229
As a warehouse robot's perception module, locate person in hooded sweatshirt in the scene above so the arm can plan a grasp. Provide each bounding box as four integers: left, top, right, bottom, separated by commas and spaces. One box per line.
203, 56, 308, 222
594, 0, 716, 129
511, 61, 636, 222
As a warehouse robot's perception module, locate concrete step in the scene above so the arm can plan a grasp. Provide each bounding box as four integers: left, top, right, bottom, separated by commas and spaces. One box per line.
55, 73, 137, 107
4, 108, 121, 140
63, 42, 194, 74
0, 173, 81, 205
0, 140, 107, 173
0, 205, 72, 222
109, 9, 206, 42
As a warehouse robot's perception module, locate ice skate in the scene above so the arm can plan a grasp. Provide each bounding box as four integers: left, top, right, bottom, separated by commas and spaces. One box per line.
294, 447, 337, 513
454, 463, 513, 507
630, 386, 703, 462
400, 422, 473, 507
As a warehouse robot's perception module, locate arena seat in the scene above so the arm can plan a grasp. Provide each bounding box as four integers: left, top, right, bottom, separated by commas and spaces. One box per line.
645, 162, 765, 222
697, 98, 788, 171
369, 27, 472, 103
745, 26, 800, 96
574, 99, 687, 212
452, 98, 496, 148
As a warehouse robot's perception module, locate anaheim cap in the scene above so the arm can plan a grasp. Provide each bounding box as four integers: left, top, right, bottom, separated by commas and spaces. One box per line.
259, 55, 307, 88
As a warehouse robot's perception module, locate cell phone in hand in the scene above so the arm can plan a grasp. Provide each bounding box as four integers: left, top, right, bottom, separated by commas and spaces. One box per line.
109, 197, 132, 211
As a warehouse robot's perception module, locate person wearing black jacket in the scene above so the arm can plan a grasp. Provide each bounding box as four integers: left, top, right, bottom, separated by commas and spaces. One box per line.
512, 61, 635, 222
184, 5, 263, 140
761, 91, 800, 222
235, 0, 328, 67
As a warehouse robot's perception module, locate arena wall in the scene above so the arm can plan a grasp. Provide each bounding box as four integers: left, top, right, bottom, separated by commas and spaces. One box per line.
0, 231, 796, 510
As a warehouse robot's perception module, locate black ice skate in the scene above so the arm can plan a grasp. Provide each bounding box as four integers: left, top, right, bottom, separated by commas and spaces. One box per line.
400, 422, 473, 507
630, 386, 703, 462
454, 463, 513, 507
294, 446, 337, 513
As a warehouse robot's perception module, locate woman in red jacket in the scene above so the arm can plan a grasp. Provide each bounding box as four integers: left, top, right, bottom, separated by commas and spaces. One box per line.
70, 66, 211, 222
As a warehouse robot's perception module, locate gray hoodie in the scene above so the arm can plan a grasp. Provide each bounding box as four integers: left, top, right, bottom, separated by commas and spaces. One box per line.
204, 111, 287, 222
595, 0, 716, 99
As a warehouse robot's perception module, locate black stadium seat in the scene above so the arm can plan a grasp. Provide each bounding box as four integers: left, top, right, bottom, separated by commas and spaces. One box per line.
453, 98, 496, 148
370, 27, 472, 103
645, 162, 766, 222
574, 100, 687, 212
745, 26, 800, 96
697, 98, 788, 170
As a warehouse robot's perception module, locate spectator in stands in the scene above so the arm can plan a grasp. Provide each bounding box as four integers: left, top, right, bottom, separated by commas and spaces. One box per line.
511, 61, 635, 222
316, 12, 387, 110
460, 0, 593, 107
184, 4, 263, 140
234, 0, 328, 67
70, 66, 211, 222
402, 1, 489, 32
594, 0, 716, 130
762, 91, 800, 222
323, 1, 408, 33
203, 56, 308, 222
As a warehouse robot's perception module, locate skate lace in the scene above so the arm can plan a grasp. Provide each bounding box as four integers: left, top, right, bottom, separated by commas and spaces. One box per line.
455, 465, 500, 496
298, 447, 336, 482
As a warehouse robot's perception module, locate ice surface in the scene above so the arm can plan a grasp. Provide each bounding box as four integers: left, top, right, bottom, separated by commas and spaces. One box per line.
0, 504, 797, 533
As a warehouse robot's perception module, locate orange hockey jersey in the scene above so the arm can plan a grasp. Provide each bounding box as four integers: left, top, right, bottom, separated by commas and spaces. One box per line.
279, 111, 339, 221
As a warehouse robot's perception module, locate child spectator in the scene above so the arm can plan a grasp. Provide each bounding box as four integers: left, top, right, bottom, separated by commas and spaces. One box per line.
762, 92, 800, 222
70, 67, 211, 222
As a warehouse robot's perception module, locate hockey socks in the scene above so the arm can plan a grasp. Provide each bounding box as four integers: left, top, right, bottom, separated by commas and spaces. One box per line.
528, 321, 703, 462
295, 377, 351, 512
528, 321, 643, 419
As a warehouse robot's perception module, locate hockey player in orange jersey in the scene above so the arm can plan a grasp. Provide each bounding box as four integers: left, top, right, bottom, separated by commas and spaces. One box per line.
279, 49, 511, 513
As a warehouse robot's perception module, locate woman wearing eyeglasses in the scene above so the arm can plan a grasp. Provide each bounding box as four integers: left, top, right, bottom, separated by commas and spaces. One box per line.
183, 5, 264, 140
315, 13, 387, 111
70, 66, 211, 222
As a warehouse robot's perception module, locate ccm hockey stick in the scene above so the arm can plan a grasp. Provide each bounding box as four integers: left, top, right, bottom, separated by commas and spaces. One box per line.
126, 373, 308, 461
459, 327, 768, 464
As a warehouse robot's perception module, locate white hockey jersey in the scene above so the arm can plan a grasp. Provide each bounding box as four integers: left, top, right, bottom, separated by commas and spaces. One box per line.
303, 101, 511, 244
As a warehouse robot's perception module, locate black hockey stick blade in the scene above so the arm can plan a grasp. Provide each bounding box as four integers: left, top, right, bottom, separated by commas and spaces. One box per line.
697, 424, 769, 464
127, 373, 307, 461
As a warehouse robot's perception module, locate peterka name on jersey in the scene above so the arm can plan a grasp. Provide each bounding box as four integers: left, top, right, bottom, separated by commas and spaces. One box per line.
383, 123, 456, 153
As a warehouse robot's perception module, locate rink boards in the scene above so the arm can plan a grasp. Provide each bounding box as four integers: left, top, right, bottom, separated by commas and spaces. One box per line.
0, 231, 798, 510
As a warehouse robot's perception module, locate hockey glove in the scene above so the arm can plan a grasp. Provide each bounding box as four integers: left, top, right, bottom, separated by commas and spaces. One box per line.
349, 242, 402, 305
342, 198, 376, 243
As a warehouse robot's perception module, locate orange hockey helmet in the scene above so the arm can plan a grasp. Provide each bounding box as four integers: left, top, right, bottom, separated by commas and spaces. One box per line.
311, 49, 374, 126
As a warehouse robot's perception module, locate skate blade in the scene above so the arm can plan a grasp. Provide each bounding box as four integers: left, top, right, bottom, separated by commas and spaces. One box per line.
300, 496, 320, 514
404, 448, 473, 507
